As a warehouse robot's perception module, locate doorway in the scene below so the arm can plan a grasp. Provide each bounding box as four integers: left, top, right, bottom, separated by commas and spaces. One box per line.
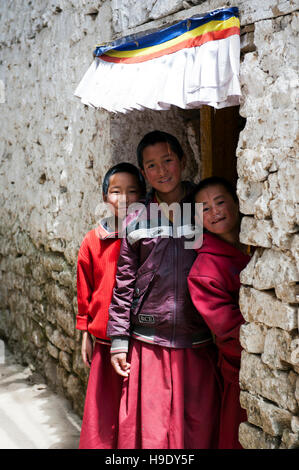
199, 105, 246, 186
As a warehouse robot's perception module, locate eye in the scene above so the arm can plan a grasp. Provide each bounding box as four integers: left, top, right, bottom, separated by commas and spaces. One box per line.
217, 200, 224, 205
203, 207, 209, 212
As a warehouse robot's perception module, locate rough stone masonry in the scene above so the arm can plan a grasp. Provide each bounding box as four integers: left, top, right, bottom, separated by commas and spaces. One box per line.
0, 0, 298, 448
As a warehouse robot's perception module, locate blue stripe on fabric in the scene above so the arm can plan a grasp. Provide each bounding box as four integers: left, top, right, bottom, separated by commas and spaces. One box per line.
94, 7, 239, 57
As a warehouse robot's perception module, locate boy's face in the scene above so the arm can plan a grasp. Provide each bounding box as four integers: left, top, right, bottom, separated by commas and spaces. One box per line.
195, 184, 239, 237
141, 142, 185, 196
103, 172, 142, 219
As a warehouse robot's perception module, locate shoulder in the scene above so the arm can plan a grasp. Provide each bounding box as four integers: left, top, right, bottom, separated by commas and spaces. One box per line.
188, 251, 228, 288
78, 229, 101, 257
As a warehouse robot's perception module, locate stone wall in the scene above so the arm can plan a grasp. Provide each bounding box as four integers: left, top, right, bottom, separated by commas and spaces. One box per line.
236, 10, 299, 449
0, 0, 298, 447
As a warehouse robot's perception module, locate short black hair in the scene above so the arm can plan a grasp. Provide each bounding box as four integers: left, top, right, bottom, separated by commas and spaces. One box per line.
102, 162, 146, 196
192, 176, 238, 202
136, 130, 184, 169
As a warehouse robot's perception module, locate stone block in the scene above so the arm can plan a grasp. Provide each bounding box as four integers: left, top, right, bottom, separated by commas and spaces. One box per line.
281, 429, 299, 449
32, 326, 45, 349
59, 350, 72, 373
240, 351, 298, 413
47, 341, 59, 359
240, 322, 267, 354
291, 416, 299, 433
240, 391, 292, 436
45, 326, 75, 353
262, 328, 298, 370
240, 217, 273, 248
239, 248, 263, 286
237, 148, 272, 182
44, 283, 73, 310
239, 287, 297, 331
56, 307, 76, 337
237, 179, 263, 215
239, 422, 280, 449
251, 249, 298, 291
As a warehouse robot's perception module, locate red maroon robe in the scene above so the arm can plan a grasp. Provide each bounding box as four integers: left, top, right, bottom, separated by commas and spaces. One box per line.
188, 232, 251, 449
76, 221, 122, 448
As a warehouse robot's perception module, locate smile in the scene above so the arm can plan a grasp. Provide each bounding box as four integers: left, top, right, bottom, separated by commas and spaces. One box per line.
158, 178, 171, 184
212, 217, 226, 224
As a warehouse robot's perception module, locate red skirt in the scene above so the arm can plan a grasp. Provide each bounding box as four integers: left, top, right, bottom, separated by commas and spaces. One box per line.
117, 338, 222, 449
79, 342, 123, 449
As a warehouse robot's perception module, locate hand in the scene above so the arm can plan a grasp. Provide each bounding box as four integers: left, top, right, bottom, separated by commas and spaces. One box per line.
111, 352, 131, 377
81, 331, 93, 368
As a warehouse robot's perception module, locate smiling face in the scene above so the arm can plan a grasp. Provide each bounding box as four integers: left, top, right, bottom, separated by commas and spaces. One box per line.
103, 172, 142, 220
195, 184, 240, 243
141, 142, 185, 202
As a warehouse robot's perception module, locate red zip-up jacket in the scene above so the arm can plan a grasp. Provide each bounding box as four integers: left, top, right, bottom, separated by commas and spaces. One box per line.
76, 219, 121, 341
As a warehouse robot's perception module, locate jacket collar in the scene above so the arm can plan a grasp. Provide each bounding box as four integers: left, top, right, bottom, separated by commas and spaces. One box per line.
95, 217, 119, 240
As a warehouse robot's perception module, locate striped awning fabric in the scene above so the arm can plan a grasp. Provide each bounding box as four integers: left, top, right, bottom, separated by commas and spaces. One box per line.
75, 7, 241, 113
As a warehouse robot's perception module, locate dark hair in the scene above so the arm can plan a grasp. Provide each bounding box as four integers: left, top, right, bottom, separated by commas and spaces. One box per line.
192, 176, 238, 203
136, 130, 184, 169
102, 162, 146, 196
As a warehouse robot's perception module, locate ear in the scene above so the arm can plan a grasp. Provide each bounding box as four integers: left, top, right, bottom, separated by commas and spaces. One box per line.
180, 154, 186, 170
103, 193, 107, 202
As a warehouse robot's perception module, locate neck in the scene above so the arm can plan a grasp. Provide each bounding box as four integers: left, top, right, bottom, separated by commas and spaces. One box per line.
155, 183, 184, 205
217, 226, 241, 248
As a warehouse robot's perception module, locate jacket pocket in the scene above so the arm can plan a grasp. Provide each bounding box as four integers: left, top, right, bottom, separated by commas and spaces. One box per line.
130, 271, 156, 316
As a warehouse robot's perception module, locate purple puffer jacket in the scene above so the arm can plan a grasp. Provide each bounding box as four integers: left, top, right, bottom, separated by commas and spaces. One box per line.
107, 193, 212, 350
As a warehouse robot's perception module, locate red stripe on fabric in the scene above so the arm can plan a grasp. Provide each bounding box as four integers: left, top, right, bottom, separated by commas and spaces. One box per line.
100, 27, 240, 64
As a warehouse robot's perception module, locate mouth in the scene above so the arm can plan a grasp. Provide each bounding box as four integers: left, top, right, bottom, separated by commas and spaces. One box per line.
158, 178, 171, 184
211, 217, 226, 225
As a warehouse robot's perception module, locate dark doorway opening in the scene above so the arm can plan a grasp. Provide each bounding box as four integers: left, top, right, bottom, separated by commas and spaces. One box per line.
199, 105, 246, 186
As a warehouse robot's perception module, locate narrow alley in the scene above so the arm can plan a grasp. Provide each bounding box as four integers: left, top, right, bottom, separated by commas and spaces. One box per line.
0, 341, 81, 449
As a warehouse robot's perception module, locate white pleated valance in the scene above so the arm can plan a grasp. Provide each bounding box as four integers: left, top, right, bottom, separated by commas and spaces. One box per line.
74, 7, 241, 113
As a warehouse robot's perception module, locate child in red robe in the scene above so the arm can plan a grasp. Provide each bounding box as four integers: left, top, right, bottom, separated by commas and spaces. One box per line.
187, 176, 251, 449
76, 162, 146, 448
107, 131, 221, 449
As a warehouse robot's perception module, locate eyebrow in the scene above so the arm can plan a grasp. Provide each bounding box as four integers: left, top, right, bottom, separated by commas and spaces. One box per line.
144, 153, 173, 164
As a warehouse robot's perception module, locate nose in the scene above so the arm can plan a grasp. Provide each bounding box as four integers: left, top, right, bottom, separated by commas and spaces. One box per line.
158, 163, 167, 177
211, 205, 220, 216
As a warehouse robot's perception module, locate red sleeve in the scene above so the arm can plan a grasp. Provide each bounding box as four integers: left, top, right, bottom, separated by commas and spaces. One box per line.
76, 238, 94, 331
187, 274, 244, 343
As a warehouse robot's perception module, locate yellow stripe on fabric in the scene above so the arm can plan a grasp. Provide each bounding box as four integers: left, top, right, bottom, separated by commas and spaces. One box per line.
105, 16, 239, 59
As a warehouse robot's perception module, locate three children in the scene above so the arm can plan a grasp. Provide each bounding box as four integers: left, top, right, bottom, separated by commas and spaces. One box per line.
76, 132, 250, 450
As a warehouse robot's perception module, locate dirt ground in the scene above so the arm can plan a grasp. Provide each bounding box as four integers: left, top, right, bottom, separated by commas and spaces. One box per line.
0, 341, 81, 449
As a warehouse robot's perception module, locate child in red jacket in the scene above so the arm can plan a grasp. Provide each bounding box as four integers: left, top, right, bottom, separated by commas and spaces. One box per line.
76, 162, 146, 449
187, 176, 251, 449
